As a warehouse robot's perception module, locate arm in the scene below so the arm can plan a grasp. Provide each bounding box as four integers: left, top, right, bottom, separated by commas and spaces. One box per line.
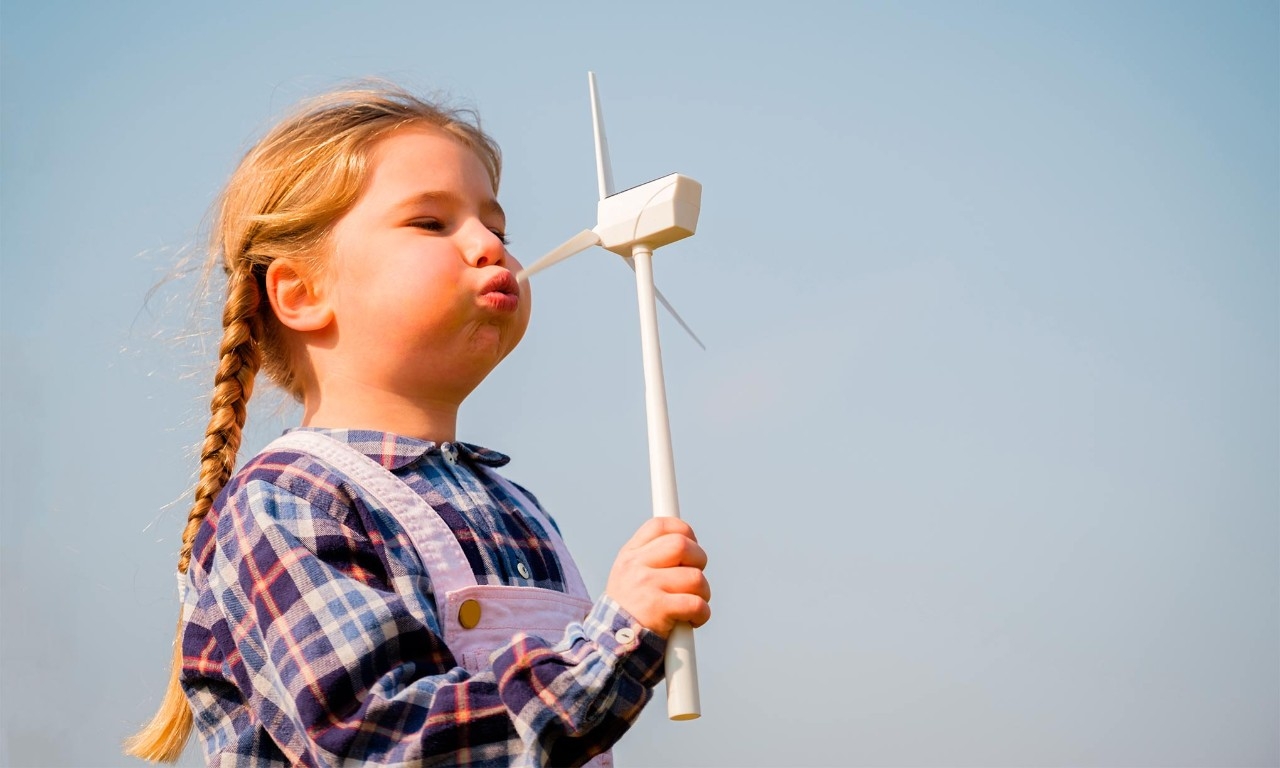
183, 467, 664, 767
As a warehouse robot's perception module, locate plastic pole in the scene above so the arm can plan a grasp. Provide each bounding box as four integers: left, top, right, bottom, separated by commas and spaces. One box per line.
630, 243, 701, 721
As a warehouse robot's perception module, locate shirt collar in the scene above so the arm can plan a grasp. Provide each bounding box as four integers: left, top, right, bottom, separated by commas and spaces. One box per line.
287, 427, 511, 471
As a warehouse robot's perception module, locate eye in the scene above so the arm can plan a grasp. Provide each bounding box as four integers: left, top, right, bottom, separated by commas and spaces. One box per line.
410, 218, 446, 232
490, 228, 510, 246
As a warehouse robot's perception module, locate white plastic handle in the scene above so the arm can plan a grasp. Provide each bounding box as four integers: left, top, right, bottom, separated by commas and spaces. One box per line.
664, 623, 700, 720
631, 243, 701, 720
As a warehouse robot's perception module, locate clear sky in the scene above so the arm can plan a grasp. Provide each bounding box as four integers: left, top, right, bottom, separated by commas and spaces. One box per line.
1, 1, 1276, 766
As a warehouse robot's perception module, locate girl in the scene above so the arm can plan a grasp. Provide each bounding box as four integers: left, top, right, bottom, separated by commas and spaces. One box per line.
126, 86, 711, 767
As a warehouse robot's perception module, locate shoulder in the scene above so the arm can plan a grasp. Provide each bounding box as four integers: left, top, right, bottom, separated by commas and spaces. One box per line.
220, 445, 358, 521
190, 443, 416, 593
235, 442, 357, 502
194, 445, 370, 565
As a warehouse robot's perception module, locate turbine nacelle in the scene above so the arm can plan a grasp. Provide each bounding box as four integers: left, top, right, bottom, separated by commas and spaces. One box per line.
514, 170, 706, 349
596, 173, 702, 256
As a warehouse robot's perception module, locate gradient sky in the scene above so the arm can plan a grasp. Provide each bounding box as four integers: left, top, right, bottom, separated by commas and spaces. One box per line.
2, 2, 1277, 766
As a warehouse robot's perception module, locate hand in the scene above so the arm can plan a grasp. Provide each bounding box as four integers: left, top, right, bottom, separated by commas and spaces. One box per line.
604, 517, 711, 639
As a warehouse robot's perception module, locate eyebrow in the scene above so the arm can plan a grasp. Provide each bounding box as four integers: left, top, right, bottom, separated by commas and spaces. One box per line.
395, 190, 506, 221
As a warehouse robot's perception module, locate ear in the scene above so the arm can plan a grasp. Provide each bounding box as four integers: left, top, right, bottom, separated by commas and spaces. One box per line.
265, 259, 333, 332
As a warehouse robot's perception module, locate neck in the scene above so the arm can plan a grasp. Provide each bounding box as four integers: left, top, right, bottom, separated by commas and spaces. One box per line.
300, 376, 464, 443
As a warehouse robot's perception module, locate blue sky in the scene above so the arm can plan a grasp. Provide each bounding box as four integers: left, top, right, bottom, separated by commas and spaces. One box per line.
2, 2, 1277, 765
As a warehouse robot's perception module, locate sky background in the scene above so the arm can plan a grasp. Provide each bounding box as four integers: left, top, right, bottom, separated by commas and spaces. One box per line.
1, 1, 1277, 766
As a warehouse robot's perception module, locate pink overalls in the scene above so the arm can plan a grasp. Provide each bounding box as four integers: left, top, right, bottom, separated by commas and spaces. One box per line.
268, 431, 614, 767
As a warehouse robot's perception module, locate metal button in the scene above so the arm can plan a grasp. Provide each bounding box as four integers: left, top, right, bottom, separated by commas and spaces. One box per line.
614, 627, 636, 644
516, 561, 531, 579
458, 599, 481, 629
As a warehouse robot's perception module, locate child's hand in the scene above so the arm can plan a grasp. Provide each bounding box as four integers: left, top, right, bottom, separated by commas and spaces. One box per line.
604, 517, 711, 639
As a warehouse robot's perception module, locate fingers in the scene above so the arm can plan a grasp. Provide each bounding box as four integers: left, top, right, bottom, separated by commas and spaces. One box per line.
652, 583, 712, 630
666, 593, 712, 630
636, 567, 713, 632
607, 578, 712, 636
638, 533, 707, 571
623, 520, 706, 570
661, 570, 712, 629
652, 566, 712, 604
623, 516, 697, 550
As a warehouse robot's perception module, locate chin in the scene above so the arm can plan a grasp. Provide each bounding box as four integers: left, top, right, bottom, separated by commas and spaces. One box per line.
468, 320, 525, 361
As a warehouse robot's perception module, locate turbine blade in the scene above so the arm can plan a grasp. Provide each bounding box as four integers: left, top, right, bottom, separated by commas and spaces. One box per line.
653, 286, 707, 351
588, 72, 615, 200
623, 257, 706, 350
515, 229, 602, 283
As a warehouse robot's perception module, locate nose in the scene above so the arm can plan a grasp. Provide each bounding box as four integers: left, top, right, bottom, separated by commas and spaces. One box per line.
460, 220, 506, 268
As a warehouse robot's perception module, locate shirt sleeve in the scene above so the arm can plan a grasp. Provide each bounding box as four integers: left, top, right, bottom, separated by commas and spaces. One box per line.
182, 469, 665, 767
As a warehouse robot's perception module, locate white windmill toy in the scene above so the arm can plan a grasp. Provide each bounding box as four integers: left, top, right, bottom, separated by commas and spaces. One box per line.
516, 72, 704, 720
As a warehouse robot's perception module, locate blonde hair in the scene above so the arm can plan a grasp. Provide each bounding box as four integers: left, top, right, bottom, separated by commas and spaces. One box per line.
125, 84, 502, 762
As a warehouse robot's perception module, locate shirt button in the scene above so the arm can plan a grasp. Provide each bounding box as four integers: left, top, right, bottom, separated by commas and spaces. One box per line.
614, 627, 636, 644
516, 561, 531, 579
458, 599, 482, 629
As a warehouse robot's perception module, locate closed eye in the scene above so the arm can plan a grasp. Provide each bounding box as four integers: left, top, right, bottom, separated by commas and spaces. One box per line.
410, 218, 446, 233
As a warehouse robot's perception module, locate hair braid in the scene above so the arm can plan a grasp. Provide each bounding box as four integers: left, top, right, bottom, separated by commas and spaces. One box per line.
179, 268, 263, 572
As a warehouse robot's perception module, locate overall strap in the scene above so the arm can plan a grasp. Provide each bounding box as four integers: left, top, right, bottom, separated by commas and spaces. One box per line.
479, 466, 592, 601
265, 431, 478, 596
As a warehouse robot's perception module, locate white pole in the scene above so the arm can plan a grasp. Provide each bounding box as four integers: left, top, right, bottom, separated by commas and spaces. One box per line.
631, 243, 701, 721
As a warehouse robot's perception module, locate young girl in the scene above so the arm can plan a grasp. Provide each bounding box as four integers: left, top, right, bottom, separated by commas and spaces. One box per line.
126, 85, 711, 767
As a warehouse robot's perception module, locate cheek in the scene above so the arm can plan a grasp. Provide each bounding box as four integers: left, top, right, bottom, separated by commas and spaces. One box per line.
519, 292, 532, 331
505, 300, 532, 355
351, 253, 447, 310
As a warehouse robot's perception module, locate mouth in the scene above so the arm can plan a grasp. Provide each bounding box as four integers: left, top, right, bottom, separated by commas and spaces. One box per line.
478, 271, 520, 312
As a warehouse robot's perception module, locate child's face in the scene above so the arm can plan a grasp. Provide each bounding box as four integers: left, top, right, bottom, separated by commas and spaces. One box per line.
320, 126, 529, 402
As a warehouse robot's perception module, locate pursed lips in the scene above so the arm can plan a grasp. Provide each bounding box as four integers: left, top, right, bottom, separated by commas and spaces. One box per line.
478, 271, 520, 311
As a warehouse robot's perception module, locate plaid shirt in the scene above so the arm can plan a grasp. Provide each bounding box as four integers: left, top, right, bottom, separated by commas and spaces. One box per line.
180, 428, 665, 767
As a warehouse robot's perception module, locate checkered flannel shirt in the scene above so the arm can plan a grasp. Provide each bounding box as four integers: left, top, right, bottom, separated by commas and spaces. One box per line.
179, 428, 665, 767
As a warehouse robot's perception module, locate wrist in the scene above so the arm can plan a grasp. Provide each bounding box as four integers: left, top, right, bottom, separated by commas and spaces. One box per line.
585, 595, 666, 687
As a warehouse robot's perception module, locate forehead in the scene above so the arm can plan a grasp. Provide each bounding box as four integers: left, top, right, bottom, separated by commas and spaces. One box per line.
361, 126, 496, 202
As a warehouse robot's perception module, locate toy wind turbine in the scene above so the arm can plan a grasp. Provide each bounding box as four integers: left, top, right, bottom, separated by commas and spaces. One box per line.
516, 72, 703, 721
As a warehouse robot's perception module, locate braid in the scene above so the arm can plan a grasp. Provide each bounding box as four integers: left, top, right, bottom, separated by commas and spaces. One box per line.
179, 267, 263, 573
124, 266, 263, 762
